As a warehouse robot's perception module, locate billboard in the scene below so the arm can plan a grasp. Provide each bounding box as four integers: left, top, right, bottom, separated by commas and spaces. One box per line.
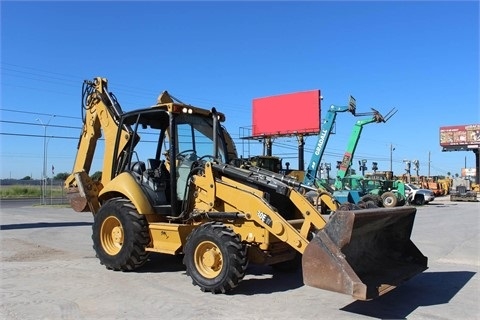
440, 124, 480, 149
252, 90, 321, 138
461, 168, 477, 177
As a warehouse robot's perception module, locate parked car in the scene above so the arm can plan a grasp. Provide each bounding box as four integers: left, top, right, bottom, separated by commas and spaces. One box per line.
405, 183, 435, 205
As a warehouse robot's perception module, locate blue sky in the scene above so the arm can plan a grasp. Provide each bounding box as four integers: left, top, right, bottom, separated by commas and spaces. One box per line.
1, 1, 479, 180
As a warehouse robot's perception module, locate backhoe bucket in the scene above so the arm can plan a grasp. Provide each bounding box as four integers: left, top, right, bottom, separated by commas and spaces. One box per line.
302, 206, 427, 300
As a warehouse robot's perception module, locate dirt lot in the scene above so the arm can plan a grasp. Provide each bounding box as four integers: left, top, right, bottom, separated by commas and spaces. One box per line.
1, 198, 479, 320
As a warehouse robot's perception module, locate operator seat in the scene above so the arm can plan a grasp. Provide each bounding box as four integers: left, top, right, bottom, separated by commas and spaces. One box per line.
145, 158, 171, 203
130, 161, 146, 178
130, 160, 170, 208
147, 159, 161, 172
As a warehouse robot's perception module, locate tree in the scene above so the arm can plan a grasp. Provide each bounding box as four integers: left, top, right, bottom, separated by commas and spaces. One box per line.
20, 176, 31, 180
54, 172, 69, 181
91, 171, 102, 181
53, 171, 102, 181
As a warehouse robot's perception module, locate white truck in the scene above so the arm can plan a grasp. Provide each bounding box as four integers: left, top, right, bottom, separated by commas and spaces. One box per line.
404, 183, 435, 205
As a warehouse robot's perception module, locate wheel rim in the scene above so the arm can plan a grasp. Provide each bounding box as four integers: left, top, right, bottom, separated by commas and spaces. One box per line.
100, 216, 124, 255
194, 240, 223, 278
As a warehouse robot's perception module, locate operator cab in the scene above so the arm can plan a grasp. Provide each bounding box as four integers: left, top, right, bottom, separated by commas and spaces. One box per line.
116, 105, 229, 216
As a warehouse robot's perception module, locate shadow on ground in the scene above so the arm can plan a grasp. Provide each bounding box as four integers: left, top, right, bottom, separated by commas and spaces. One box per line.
1, 221, 92, 230
340, 271, 476, 319
138, 253, 304, 293
140, 254, 475, 318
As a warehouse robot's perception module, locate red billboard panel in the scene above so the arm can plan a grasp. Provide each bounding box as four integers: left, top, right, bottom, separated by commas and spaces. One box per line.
440, 124, 480, 147
252, 90, 321, 137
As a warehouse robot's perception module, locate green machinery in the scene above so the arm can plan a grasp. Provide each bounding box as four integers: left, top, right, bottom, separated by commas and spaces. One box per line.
331, 108, 401, 207
333, 175, 408, 208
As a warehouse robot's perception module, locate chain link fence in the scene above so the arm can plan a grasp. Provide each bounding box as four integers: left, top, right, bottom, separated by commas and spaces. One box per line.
0, 179, 69, 205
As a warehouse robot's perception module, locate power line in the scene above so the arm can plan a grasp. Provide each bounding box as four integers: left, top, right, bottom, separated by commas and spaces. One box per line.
1, 62, 249, 113
0, 132, 78, 140
1, 63, 81, 81
0, 108, 81, 120
0, 119, 81, 130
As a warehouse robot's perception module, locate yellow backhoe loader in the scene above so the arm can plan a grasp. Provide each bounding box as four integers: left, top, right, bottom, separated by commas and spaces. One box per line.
65, 77, 427, 300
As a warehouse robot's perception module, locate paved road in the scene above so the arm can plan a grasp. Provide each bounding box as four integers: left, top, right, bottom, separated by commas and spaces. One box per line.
0, 197, 68, 209
0, 197, 479, 319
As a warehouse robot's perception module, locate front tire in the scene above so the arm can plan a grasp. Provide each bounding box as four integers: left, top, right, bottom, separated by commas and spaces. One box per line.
183, 222, 247, 294
414, 194, 425, 206
92, 198, 150, 271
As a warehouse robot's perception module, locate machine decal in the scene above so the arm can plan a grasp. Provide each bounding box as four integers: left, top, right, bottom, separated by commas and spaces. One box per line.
257, 211, 273, 227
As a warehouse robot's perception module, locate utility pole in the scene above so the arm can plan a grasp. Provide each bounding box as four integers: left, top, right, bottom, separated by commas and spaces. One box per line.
403, 160, 411, 183
36, 115, 55, 205
428, 151, 431, 178
297, 135, 305, 171
390, 143, 395, 171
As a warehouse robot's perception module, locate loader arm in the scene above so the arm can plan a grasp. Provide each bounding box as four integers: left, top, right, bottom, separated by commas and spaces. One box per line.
191, 162, 327, 251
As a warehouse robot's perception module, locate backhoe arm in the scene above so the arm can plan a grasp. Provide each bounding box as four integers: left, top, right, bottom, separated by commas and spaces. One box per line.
65, 77, 133, 212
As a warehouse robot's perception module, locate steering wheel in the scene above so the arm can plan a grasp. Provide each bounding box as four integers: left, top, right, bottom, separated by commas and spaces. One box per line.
197, 155, 217, 162
176, 149, 196, 160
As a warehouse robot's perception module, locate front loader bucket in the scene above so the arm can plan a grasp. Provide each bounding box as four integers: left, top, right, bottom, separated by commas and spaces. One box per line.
302, 206, 427, 300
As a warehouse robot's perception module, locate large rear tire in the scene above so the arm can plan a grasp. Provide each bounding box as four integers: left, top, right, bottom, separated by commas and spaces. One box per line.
92, 198, 150, 271
338, 202, 358, 211
183, 222, 247, 294
360, 195, 383, 207
382, 192, 398, 208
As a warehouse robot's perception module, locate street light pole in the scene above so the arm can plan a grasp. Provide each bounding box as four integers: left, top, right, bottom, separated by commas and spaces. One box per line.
390, 143, 395, 172
36, 115, 55, 205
